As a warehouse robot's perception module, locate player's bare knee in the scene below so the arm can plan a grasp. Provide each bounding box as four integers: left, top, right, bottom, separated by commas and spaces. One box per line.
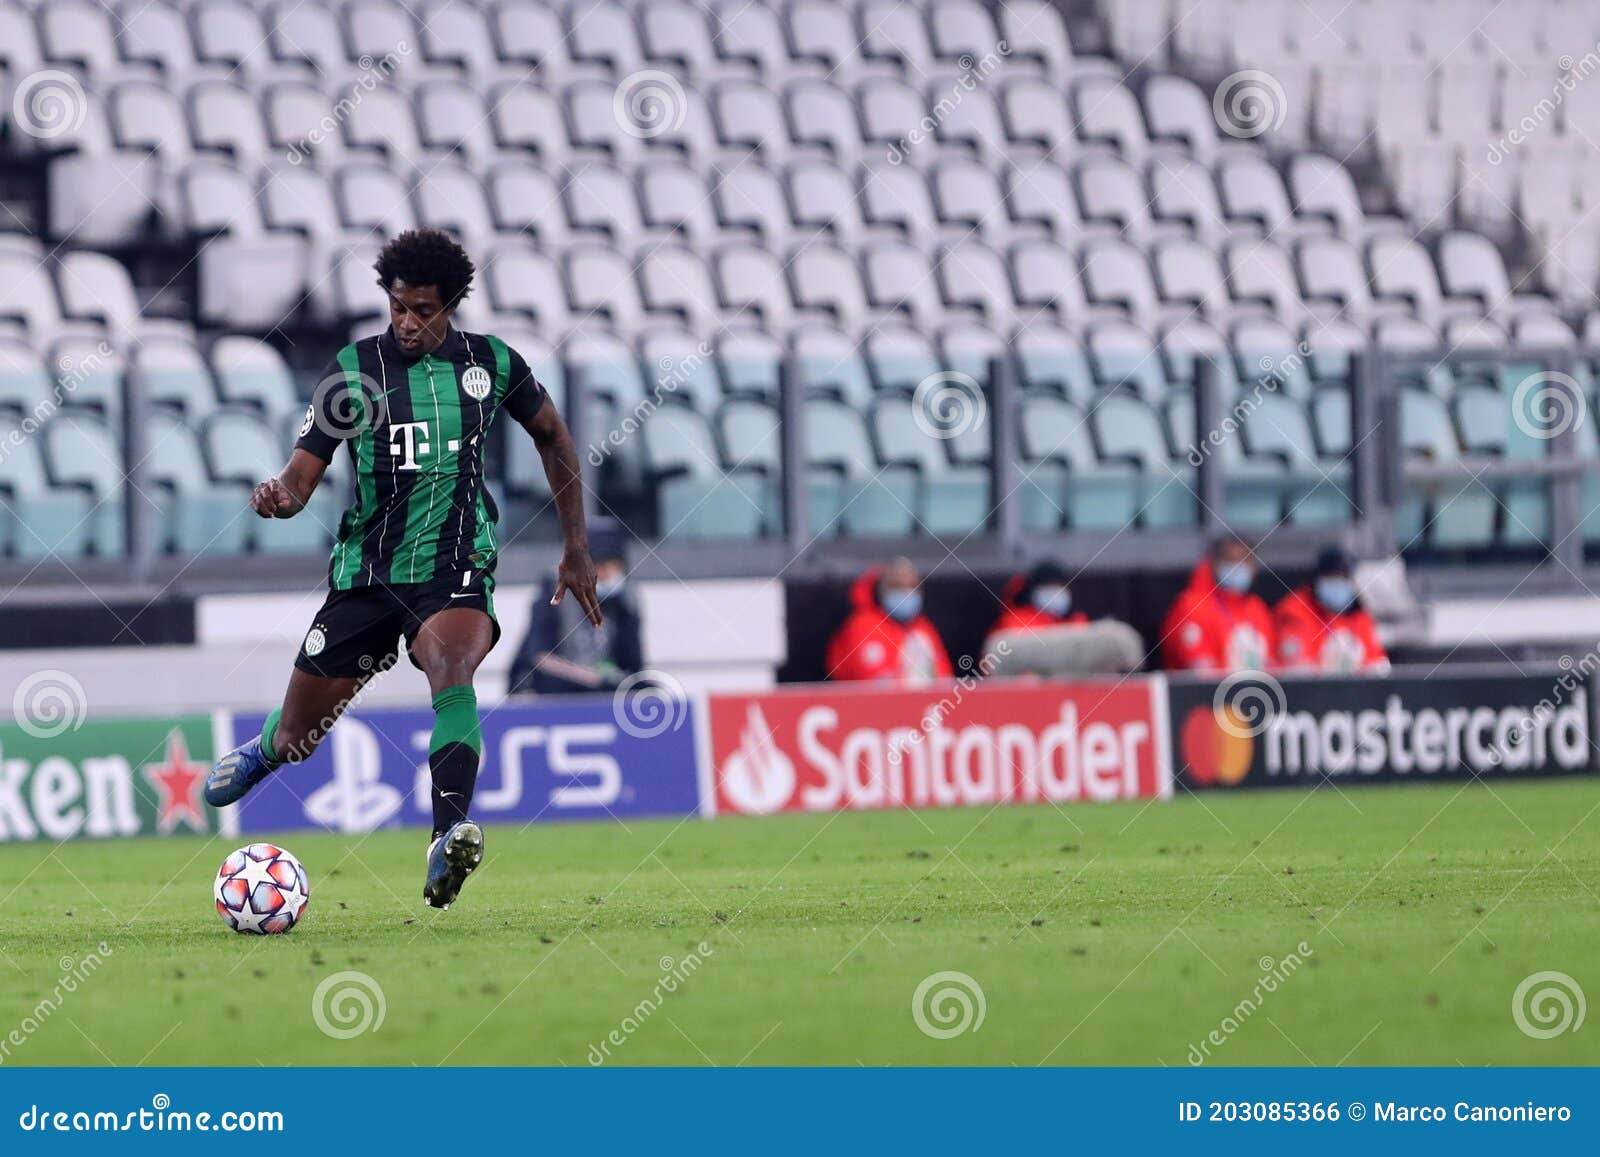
425, 655, 481, 693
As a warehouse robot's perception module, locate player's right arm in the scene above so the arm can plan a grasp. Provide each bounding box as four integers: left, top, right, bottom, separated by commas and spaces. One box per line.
249, 448, 327, 519
255, 354, 359, 519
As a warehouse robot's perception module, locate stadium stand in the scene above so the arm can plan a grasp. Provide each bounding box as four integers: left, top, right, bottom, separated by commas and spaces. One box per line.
0, 0, 1594, 577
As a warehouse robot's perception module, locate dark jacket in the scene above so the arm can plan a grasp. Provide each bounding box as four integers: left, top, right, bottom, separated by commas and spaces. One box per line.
507, 580, 643, 695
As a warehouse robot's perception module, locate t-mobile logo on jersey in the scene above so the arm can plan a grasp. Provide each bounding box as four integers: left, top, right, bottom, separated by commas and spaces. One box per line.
389, 421, 431, 470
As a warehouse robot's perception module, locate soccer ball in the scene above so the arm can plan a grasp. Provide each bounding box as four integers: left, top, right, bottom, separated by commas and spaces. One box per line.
213, 843, 310, 935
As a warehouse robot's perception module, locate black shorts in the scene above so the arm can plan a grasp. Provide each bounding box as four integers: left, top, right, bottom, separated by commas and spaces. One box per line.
294, 568, 501, 679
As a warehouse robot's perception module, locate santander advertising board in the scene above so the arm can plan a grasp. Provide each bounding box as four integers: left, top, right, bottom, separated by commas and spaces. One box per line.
706, 678, 1170, 816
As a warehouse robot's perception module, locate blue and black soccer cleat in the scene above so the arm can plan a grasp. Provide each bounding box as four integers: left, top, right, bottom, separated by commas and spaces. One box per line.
424, 820, 485, 910
204, 736, 279, 808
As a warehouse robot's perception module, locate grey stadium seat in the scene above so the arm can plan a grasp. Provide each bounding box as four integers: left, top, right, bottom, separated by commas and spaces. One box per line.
1019, 395, 1142, 530
641, 405, 767, 538
41, 414, 124, 556
805, 397, 915, 537
1090, 392, 1196, 528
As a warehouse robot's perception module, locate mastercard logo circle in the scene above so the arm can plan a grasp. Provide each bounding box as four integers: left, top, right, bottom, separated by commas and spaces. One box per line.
1180, 705, 1254, 786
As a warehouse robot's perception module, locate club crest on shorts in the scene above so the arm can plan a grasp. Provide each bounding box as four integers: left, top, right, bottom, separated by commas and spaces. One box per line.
461, 365, 492, 401
303, 625, 327, 657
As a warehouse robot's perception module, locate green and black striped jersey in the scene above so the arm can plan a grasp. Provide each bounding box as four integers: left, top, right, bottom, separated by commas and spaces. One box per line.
295, 326, 548, 590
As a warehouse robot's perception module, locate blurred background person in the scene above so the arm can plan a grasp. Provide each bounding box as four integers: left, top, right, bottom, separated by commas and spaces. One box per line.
508, 520, 643, 695
1276, 546, 1389, 673
826, 557, 952, 685
1161, 536, 1274, 672
986, 561, 1087, 649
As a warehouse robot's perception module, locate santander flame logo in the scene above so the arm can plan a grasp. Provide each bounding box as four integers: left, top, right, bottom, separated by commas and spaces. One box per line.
718, 704, 796, 815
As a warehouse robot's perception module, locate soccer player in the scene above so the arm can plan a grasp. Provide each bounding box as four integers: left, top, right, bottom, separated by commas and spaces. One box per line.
203, 228, 603, 910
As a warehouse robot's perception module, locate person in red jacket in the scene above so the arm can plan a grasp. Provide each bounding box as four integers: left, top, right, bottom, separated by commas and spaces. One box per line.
986, 561, 1088, 649
1161, 537, 1275, 672
825, 558, 953, 685
1275, 546, 1389, 672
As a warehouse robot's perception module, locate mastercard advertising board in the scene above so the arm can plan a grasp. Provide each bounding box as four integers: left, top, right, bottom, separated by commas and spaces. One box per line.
1169, 668, 1599, 790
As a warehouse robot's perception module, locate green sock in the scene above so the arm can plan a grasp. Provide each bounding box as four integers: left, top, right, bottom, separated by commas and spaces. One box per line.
430, 685, 481, 755
260, 706, 284, 767
429, 686, 481, 836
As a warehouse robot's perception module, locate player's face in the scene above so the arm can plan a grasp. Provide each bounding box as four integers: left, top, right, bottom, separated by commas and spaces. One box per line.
387, 280, 453, 356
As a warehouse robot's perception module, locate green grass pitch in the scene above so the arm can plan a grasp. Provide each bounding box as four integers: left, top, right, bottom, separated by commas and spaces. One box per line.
1, 779, 1597, 1066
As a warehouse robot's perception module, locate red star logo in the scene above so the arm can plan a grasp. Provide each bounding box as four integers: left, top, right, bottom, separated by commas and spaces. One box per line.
142, 731, 209, 834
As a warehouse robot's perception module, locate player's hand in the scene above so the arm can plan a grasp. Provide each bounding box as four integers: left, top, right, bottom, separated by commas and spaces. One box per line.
249, 477, 303, 519
552, 545, 603, 626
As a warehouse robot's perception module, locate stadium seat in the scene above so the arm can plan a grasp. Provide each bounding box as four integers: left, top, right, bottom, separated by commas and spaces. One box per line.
641, 405, 767, 538
1000, 79, 1076, 164
40, 413, 124, 557
786, 79, 863, 166
859, 161, 940, 247
715, 166, 791, 246
790, 161, 869, 245
1090, 392, 1197, 528
714, 245, 795, 331
637, 247, 723, 334
210, 337, 299, 423
869, 396, 988, 536
270, 4, 353, 86
146, 412, 249, 554
716, 328, 782, 401
1019, 395, 1141, 530
805, 397, 915, 537
792, 325, 874, 410
110, 82, 193, 165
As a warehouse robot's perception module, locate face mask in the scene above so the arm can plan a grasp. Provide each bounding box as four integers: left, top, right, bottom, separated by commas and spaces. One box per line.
595, 577, 625, 602
1032, 586, 1072, 618
882, 588, 923, 623
1215, 561, 1255, 594
1316, 576, 1356, 614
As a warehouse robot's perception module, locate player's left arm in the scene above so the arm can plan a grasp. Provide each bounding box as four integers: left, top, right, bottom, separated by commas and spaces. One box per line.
502, 347, 602, 627
519, 403, 603, 626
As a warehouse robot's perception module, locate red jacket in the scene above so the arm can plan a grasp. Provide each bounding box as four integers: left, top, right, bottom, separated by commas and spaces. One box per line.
826, 568, 954, 685
1161, 560, 1275, 672
985, 573, 1088, 648
1275, 586, 1388, 672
